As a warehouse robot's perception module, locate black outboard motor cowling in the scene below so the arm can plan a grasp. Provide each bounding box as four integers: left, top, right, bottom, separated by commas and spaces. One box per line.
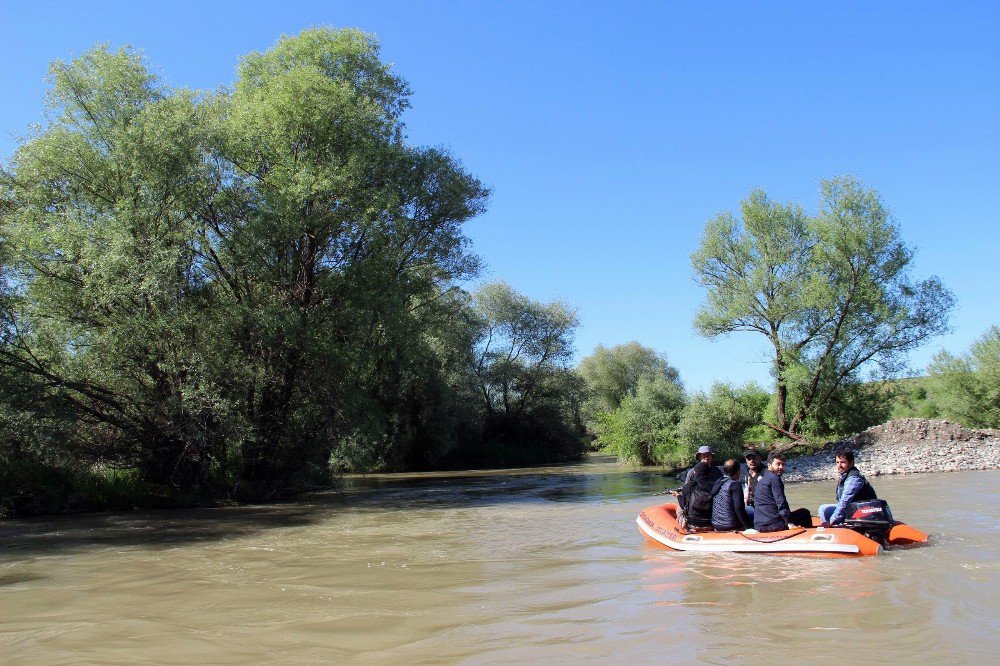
842, 499, 895, 545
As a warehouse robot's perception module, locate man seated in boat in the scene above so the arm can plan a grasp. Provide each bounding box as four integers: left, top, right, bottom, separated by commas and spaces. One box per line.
753, 451, 813, 533
680, 452, 724, 531
710, 458, 753, 531
668, 444, 716, 500
742, 449, 764, 520
818, 449, 878, 527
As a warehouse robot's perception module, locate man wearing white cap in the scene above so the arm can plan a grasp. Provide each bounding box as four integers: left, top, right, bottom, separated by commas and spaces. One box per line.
685, 445, 717, 482
680, 445, 725, 529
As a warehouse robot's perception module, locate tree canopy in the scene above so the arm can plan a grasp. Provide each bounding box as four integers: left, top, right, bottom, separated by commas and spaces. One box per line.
470, 282, 584, 463
676, 382, 770, 458
577, 342, 686, 466
1, 30, 586, 511
578, 342, 680, 416
592, 372, 686, 466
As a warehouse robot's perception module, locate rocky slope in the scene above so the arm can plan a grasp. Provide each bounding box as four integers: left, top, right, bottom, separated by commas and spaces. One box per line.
784, 418, 1000, 482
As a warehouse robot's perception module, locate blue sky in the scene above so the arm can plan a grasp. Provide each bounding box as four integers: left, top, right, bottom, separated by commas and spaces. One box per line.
2, 1, 998, 391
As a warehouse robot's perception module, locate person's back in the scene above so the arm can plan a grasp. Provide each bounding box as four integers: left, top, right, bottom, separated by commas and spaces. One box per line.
682, 461, 723, 528
711, 459, 753, 531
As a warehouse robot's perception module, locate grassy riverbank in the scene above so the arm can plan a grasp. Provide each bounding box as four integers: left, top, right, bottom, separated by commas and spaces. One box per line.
2, 459, 151, 517
0, 458, 246, 518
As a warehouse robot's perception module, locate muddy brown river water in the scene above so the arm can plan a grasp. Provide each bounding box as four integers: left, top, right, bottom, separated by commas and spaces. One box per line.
0, 460, 996, 664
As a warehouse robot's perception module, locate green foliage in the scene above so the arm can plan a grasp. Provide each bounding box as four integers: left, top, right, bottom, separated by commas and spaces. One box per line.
692, 177, 954, 438
576, 342, 687, 466
577, 341, 680, 433
888, 377, 942, 420
0, 453, 157, 518
467, 282, 585, 466
330, 288, 484, 472
792, 377, 894, 441
677, 382, 771, 460
926, 326, 1000, 428
3, 29, 572, 510
594, 373, 686, 466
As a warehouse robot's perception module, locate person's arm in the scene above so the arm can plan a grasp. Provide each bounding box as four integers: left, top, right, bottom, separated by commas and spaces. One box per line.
680, 477, 695, 511
732, 482, 753, 529
829, 474, 865, 525
772, 478, 792, 523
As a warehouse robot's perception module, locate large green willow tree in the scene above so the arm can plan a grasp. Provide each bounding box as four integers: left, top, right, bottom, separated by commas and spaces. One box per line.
692, 178, 954, 438
0, 29, 489, 496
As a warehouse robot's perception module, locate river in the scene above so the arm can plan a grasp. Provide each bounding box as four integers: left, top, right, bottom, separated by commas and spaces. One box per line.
0, 459, 996, 664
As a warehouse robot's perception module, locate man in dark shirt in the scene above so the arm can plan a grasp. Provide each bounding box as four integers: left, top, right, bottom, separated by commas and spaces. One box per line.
711, 458, 753, 531
753, 451, 812, 532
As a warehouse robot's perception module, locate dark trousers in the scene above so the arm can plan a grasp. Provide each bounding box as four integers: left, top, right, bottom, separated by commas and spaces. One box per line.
759, 508, 813, 532
790, 507, 813, 526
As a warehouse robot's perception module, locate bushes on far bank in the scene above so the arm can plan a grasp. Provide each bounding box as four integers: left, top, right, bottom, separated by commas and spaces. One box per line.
579, 325, 1000, 470
676, 382, 772, 461
924, 326, 1000, 429
578, 342, 775, 468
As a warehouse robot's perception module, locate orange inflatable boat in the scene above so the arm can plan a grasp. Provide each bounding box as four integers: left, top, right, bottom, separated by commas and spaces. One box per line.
637, 503, 928, 557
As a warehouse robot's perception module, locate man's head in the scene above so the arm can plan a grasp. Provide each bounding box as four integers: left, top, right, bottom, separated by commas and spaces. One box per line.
767, 450, 786, 475
835, 449, 855, 475
744, 449, 762, 470
723, 458, 740, 479
696, 445, 714, 463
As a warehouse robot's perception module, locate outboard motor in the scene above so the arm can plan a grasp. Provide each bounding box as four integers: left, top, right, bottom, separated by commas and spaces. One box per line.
842, 499, 895, 546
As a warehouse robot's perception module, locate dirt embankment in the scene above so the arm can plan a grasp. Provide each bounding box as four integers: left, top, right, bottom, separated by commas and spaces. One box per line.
784, 418, 1000, 482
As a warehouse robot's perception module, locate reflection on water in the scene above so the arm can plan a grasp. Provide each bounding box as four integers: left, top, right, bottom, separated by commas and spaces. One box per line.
0, 460, 996, 664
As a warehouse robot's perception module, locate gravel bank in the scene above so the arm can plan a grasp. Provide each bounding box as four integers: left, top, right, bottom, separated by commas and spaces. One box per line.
784, 418, 1000, 483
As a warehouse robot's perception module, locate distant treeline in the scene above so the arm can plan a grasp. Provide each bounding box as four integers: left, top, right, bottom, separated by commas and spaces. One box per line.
889, 326, 1000, 428
2, 29, 996, 517
580, 177, 997, 467
578, 327, 1000, 468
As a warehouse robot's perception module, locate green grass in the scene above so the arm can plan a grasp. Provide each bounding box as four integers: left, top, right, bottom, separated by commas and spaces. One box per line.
0, 458, 157, 518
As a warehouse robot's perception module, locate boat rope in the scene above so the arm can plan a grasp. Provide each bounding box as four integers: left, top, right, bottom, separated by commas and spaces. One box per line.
739, 528, 807, 543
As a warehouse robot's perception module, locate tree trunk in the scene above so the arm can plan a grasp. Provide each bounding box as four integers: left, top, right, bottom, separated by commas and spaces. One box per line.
773, 344, 789, 432
764, 422, 806, 442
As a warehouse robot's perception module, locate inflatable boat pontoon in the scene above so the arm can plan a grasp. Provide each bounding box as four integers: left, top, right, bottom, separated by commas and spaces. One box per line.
637, 503, 928, 557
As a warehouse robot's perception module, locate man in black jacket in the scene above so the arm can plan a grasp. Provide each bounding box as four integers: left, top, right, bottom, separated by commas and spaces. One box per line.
681, 458, 723, 529
753, 451, 812, 532
711, 459, 753, 531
